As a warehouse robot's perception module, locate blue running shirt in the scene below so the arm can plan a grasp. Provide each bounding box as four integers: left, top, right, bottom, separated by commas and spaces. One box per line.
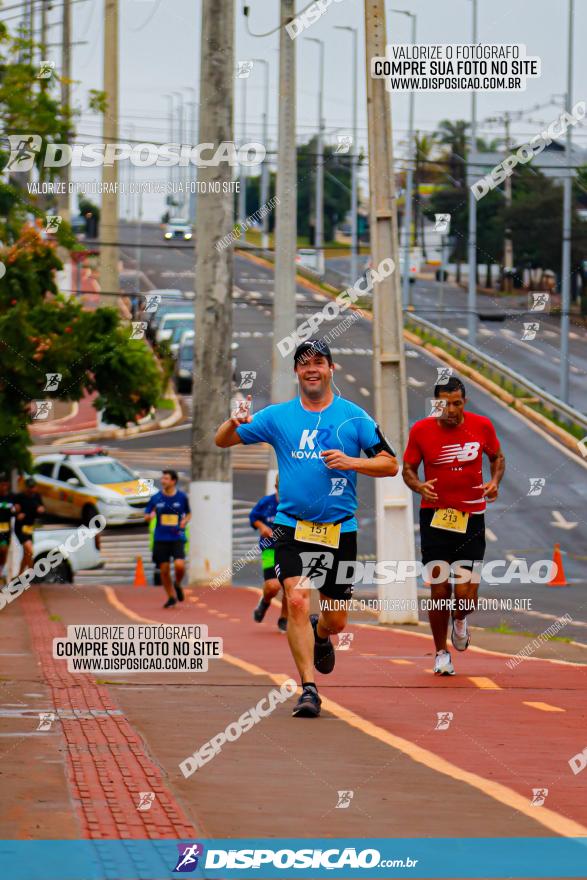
145, 490, 190, 541
237, 397, 381, 532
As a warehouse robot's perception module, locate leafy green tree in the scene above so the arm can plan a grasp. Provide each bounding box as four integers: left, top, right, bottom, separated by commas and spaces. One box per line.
0, 229, 163, 472
0, 31, 164, 471
296, 137, 356, 242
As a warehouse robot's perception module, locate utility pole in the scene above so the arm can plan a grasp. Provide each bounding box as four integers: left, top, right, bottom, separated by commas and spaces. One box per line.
560, 0, 575, 404
40, 0, 48, 62
190, 0, 235, 583
391, 9, 416, 310
503, 112, 514, 293
58, 0, 71, 221
306, 37, 324, 276
365, 0, 417, 624
100, 0, 119, 307
237, 74, 247, 237
172, 92, 184, 214
164, 94, 175, 215
270, 0, 297, 492
184, 88, 198, 225
335, 26, 358, 284
466, 0, 478, 344
253, 58, 270, 250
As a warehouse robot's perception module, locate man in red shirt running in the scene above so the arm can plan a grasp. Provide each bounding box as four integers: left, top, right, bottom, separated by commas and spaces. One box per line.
403, 377, 505, 675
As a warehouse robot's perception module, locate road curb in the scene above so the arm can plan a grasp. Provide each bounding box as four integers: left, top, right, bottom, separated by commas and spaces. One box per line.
403, 329, 585, 458
240, 251, 584, 459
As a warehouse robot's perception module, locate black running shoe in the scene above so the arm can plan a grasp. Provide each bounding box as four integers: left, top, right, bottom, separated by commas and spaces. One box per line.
174, 582, 185, 602
253, 597, 270, 623
277, 617, 288, 632
310, 614, 335, 674
292, 686, 321, 718
163, 597, 177, 609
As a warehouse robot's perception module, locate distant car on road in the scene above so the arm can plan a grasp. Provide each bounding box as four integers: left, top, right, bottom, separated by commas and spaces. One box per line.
31, 449, 157, 527
164, 218, 193, 241
156, 313, 195, 352
296, 248, 320, 273
174, 337, 194, 394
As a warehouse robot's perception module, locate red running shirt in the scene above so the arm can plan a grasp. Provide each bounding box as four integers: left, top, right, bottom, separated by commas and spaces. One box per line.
403, 411, 501, 513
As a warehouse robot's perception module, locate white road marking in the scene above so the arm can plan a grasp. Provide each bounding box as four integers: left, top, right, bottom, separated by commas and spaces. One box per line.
345, 374, 356, 383
406, 350, 419, 358
551, 510, 578, 530
479, 328, 494, 337
408, 376, 425, 388
457, 327, 469, 336
485, 528, 498, 542
359, 387, 370, 397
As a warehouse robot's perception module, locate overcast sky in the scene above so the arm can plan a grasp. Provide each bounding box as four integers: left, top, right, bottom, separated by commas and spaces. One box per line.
19, 0, 586, 220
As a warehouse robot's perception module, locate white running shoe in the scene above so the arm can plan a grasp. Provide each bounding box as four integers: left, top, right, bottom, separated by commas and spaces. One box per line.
434, 650, 455, 675
451, 615, 471, 652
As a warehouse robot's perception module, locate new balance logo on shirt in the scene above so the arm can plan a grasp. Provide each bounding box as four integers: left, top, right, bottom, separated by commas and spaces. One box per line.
433, 442, 480, 465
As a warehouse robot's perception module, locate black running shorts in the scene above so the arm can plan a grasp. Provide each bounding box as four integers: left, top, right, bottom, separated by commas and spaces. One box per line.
152, 540, 185, 565
419, 508, 486, 568
273, 525, 357, 601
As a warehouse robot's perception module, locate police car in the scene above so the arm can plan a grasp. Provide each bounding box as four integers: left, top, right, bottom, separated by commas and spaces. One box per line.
31, 449, 157, 526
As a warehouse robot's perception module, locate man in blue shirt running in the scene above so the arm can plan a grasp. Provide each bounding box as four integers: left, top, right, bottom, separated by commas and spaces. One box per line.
250, 476, 288, 632
215, 338, 398, 718
145, 469, 191, 608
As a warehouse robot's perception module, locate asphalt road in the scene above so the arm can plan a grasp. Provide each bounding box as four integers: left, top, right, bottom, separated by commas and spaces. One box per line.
326, 255, 587, 414
108, 222, 587, 644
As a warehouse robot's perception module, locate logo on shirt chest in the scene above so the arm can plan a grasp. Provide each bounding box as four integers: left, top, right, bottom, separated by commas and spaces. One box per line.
291, 428, 333, 460
434, 442, 480, 465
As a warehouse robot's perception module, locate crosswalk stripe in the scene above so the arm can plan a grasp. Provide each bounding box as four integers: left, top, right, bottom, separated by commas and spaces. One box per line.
75, 500, 260, 586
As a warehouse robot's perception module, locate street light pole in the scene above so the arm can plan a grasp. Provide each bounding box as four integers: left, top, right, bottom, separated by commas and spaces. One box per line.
253, 58, 270, 249
467, 0, 478, 344
391, 9, 416, 310
164, 94, 175, 211
172, 91, 184, 215
560, 0, 575, 404
365, 0, 417, 624
238, 74, 247, 237
184, 86, 197, 225
306, 37, 325, 276
335, 26, 359, 284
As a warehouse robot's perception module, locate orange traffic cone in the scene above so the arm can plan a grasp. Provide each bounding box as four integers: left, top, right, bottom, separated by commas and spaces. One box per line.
548, 543, 567, 587
133, 556, 147, 588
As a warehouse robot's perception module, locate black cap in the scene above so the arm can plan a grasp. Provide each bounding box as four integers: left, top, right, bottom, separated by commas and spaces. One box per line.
293, 338, 333, 366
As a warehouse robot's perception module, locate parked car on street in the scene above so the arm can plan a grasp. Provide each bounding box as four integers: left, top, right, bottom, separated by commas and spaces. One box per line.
31, 449, 157, 526
9, 524, 104, 584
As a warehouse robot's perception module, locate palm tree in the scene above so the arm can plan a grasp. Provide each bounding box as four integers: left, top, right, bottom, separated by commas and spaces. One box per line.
476, 136, 501, 153
436, 119, 469, 188
413, 132, 436, 256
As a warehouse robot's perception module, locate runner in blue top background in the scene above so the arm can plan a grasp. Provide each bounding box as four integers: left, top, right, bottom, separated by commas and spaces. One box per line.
145, 469, 191, 608
215, 338, 398, 719
250, 475, 288, 632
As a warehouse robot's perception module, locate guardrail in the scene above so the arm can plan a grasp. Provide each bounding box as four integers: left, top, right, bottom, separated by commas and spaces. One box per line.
405, 312, 587, 435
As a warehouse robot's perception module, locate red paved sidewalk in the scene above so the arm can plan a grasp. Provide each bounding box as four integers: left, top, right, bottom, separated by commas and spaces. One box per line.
30, 389, 98, 438
19, 589, 195, 839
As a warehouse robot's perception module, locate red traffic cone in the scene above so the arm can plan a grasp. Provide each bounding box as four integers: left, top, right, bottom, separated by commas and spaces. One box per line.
548, 543, 567, 587
133, 556, 147, 588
